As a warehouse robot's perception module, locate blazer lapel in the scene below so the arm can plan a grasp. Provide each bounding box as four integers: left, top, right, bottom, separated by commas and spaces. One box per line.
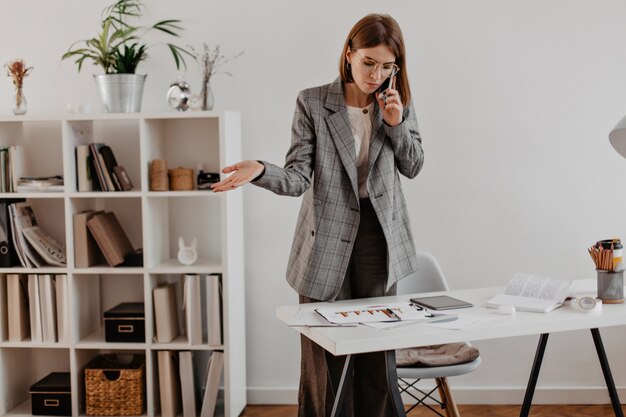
367, 104, 386, 175
324, 79, 359, 198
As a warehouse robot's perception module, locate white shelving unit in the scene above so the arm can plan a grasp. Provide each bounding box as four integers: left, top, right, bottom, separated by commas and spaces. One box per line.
0, 111, 246, 417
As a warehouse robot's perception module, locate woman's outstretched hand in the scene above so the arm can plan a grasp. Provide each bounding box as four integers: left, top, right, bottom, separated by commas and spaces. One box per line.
211, 160, 265, 192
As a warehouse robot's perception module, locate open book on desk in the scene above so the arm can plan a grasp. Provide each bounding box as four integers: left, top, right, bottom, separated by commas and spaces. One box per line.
486, 273, 572, 313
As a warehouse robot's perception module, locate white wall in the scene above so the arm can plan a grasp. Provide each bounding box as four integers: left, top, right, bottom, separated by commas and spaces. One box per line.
4, 0, 626, 404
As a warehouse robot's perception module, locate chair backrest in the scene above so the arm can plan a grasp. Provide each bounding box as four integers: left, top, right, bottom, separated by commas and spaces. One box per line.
396, 251, 450, 295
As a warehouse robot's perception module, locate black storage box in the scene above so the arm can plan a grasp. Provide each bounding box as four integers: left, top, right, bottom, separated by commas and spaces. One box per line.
103, 302, 145, 343
30, 372, 71, 416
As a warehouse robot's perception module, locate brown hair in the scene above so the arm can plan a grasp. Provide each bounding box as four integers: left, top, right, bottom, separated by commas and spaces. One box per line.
339, 14, 411, 106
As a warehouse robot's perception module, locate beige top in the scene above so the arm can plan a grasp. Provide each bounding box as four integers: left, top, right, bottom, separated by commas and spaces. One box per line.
346, 102, 374, 198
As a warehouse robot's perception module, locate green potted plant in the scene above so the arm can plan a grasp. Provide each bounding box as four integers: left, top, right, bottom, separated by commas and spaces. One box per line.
62, 0, 194, 113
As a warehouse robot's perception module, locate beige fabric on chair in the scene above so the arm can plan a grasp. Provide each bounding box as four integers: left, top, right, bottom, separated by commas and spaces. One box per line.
396, 342, 479, 367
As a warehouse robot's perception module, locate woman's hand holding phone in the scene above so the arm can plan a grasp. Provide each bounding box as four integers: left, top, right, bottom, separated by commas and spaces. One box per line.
376, 75, 403, 127
211, 160, 265, 192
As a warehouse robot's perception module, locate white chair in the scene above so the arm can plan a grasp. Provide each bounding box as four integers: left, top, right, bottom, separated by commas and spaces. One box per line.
395, 252, 481, 417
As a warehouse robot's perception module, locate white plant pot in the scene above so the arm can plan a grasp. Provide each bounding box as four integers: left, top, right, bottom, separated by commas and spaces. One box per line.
94, 74, 147, 113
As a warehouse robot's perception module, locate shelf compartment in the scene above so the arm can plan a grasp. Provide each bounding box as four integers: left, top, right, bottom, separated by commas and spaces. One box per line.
150, 349, 225, 417
73, 274, 144, 344
143, 117, 221, 185
149, 273, 223, 348
65, 119, 141, 193
69, 197, 143, 269
0, 347, 70, 415
0, 121, 64, 184
144, 196, 222, 269
74, 349, 147, 417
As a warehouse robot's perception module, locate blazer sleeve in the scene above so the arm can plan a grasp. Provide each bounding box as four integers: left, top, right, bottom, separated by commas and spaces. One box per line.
383, 101, 424, 179
252, 90, 315, 196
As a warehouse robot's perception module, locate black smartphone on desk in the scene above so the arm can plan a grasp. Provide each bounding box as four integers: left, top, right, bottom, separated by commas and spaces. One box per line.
410, 295, 473, 310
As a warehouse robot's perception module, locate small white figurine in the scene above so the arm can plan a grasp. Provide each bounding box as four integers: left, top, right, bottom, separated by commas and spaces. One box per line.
177, 237, 198, 265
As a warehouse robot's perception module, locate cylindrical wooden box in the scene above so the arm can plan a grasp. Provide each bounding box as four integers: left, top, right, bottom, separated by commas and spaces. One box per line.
149, 159, 169, 191
169, 167, 194, 191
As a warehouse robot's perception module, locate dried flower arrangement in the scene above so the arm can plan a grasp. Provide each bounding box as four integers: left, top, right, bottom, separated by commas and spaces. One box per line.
194, 44, 244, 110
5, 59, 33, 114
5, 59, 33, 90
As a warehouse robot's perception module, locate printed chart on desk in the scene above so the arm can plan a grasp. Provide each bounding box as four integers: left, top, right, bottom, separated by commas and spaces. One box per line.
315, 302, 434, 324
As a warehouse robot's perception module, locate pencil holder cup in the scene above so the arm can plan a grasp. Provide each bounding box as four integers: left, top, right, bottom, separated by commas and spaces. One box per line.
597, 269, 624, 304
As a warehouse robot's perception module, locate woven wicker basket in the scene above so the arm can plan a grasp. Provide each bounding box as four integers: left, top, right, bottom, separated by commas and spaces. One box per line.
84, 354, 145, 416
168, 167, 194, 191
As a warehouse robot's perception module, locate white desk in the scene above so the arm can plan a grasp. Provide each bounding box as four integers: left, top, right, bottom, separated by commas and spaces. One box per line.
277, 280, 626, 417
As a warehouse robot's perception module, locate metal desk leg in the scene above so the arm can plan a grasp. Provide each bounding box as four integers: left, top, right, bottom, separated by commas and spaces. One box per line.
591, 328, 624, 417
519, 333, 549, 417
385, 350, 407, 417
329, 354, 353, 417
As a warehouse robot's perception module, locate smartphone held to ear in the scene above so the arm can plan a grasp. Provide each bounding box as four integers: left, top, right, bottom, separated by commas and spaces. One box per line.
377, 76, 394, 97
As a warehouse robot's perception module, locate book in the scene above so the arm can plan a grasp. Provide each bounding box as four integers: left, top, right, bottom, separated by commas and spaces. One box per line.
55, 274, 68, 342
179, 351, 197, 417
76, 144, 93, 192
28, 274, 43, 342
0, 199, 23, 267
16, 176, 64, 193
89, 143, 110, 191
206, 274, 223, 346
73, 210, 105, 268
9, 202, 47, 268
485, 273, 573, 313
7, 274, 29, 341
86, 211, 134, 267
87, 154, 102, 191
1, 148, 8, 193
113, 165, 133, 191
38, 274, 57, 343
157, 350, 182, 417
22, 226, 66, 267
184, 274, 202, 345
153, 282, 180, 343
8, 145, 24, 193
199, 351, 223, 417
0, 274, 6, 340
99, 145, 121, 191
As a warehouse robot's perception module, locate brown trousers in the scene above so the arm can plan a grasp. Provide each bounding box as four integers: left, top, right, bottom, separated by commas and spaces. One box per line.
298, 198, 398, 417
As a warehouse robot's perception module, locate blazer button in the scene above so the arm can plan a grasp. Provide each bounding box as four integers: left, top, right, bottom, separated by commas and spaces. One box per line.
311, 231, 315, 237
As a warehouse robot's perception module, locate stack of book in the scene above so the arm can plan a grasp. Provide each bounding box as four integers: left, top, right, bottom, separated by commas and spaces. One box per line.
153, 274, 222, 346
0, 146, 23, 193
5, 273, 69, 342
74, 210, 137, 267
16, 175, 64, 193
157, 349, 224, 417
75, 143, 133, 192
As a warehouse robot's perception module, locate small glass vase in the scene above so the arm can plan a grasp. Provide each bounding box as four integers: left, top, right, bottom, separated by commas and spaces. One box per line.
12, 87, 27, 115
200, 84, 214, 111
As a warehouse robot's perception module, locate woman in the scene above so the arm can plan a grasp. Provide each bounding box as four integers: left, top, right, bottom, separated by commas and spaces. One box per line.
212, 13, 423, 417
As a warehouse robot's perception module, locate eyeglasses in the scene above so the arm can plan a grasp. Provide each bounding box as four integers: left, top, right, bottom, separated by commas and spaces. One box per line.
352, 51, 399, 78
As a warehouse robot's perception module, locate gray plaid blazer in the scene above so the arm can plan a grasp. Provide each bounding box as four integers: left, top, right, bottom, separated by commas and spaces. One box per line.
254, 78, 424, 301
